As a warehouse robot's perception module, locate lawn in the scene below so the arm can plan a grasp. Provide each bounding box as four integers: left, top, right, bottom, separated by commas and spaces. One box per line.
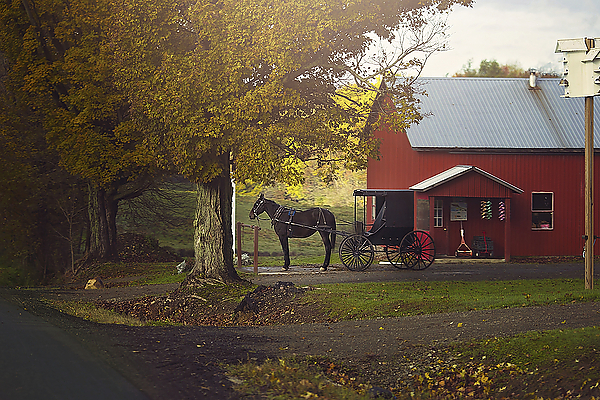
308, 278, 600, 320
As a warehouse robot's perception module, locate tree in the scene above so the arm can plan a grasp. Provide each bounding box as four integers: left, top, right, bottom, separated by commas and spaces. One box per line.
0, 100, 88, 280
454, 59, 560, 78
1, 0, 471, 283
113, 0, 472, 284
0, 0, 176, 264
1, 47, 88, 281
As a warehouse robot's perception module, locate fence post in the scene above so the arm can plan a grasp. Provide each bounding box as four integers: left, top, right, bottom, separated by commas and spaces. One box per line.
236, 222, 242, 268
253, 225, 259, 273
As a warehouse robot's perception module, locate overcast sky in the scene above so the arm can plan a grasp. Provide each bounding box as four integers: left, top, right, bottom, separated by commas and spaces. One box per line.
420, 0, 600, 77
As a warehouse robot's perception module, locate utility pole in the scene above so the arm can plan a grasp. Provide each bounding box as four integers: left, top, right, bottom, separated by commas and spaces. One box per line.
585, 96, 594, 289
556, 37, 600, 289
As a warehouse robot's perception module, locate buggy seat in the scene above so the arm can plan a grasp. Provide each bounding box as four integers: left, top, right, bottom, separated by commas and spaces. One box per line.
366, 201, 386, 235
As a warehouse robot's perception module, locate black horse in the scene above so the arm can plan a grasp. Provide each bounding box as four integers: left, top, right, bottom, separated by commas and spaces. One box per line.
249, 194, 336, 271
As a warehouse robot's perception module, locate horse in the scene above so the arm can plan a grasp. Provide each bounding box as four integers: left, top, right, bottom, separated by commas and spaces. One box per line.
249, 194, 336, 271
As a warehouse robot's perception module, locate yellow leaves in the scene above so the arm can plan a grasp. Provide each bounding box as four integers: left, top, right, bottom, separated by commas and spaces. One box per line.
2, 0, 465, 189
22, 62, 54, 96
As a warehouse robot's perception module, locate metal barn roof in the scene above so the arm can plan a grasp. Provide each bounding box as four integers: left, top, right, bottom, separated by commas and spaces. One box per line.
406, 77, 600, 150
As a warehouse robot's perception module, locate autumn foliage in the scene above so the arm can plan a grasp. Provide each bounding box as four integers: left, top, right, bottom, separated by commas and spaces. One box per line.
0, 0, 472, 282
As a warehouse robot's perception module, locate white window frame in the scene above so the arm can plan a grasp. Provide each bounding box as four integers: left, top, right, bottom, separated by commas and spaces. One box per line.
531, 192, 554, 231
434, 199, 444, 228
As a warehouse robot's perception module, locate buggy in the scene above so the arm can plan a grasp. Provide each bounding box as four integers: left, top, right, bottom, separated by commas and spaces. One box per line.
338, 189, 436, 271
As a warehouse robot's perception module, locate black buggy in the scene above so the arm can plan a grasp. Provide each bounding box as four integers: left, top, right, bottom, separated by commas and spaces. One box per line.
338, 189, 436, 271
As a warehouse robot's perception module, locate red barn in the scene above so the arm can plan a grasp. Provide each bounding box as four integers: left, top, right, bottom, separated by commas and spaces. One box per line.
367, 76, 600, 260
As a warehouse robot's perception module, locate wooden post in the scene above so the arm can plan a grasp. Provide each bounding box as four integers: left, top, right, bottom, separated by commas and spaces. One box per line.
236, 222, 260, 272
585, 96, 594, 290
253, 225, 259, 273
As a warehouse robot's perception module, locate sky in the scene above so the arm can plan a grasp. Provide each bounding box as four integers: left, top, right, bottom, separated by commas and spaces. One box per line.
420, 0, 600, 77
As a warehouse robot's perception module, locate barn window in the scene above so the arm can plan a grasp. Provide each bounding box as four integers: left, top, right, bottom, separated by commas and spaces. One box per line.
434, 199, 443, 227
531, 192, 553, 230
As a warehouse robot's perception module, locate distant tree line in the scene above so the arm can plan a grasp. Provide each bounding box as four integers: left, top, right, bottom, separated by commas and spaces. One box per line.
454, 59, 559, 78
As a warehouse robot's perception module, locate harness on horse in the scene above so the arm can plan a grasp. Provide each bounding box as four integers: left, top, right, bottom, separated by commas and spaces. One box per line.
273, 206, 329, 237
274, 206, 296, 237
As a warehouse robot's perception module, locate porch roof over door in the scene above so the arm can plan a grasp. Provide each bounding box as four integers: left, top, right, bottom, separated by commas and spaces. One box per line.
409, 165, 524, 197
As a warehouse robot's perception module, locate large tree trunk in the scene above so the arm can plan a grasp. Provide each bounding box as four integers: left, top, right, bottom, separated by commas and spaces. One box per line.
187, 173, 242, 284
85, 184, 119, 262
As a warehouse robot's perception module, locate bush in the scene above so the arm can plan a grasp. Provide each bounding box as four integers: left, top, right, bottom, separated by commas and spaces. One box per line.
0, 264, 35, 287
117, 233, 180, 263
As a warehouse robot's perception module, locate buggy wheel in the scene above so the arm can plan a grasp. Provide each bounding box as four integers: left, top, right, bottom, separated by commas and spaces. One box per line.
339, 234, 374, 271
385, 246, 408, 269
400, 230, 435, 270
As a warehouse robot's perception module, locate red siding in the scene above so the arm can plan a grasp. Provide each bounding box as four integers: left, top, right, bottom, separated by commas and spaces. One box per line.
368, 126, 590, 257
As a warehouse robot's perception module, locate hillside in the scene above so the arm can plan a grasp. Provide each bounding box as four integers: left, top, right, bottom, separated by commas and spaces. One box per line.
117, 171, 366, 260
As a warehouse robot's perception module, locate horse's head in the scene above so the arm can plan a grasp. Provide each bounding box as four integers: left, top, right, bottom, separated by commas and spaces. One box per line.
249, 194, 265, 219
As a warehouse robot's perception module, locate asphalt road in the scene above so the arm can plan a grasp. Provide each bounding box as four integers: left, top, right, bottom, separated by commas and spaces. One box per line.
244, 259, 600, 286
0, 298, 149, 400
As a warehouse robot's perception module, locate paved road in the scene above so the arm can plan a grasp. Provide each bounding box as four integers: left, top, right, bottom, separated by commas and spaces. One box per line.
0, 298, 149, 400
244, 259, 600, 286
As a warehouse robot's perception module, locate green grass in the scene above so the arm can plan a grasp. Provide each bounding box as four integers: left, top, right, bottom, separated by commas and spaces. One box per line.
72, 262, 600, 321
131, 271, 186, 285
36, 265, 600, 399
76, 262, 186, 287
55, 262, 600, 325
226, 327, 600, 400
306, 279, 600, 320
446, 327, 600, 398
43, 299, 147, 326
457, 326, 600, 370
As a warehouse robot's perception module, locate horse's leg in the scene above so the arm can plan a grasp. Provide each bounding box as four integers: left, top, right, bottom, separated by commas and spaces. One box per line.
319, 231, 332, 272
279, 235, 291, 270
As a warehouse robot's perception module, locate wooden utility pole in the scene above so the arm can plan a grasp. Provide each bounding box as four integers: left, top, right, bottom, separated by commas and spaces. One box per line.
585, 96, 594, 289
556, 37, 599, 290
